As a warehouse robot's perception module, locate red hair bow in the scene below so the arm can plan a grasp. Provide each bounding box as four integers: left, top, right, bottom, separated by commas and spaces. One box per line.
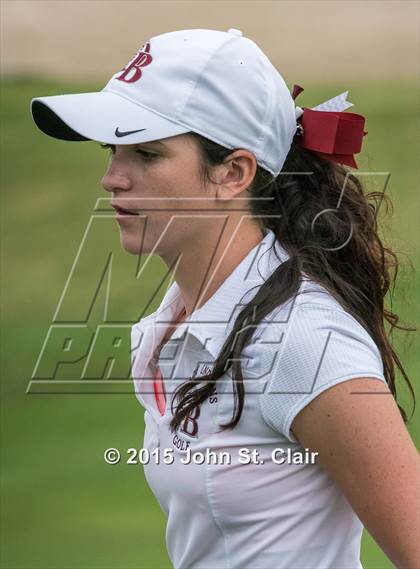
291, 84, 368, 169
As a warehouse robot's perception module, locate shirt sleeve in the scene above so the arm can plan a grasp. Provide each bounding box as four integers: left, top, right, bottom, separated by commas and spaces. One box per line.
258, 302, 388, 443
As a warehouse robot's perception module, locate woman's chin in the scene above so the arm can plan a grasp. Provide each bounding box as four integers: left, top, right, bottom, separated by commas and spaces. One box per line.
120, 235, 151, 256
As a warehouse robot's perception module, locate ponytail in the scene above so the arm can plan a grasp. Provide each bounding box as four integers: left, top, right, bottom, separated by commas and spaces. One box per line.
169, 134, 416, 433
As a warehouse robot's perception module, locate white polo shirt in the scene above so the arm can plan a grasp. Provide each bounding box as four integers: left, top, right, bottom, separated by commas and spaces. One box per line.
131, 228, 387, 569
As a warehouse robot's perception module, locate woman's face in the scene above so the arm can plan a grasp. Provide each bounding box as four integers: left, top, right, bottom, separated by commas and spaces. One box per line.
101, 133, 214, 256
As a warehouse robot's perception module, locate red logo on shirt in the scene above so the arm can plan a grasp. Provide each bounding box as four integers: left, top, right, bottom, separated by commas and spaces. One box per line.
180, 405, 201, 438
174, 364, 216, 442
178, 386, 218, 438
115, 42, 153, 83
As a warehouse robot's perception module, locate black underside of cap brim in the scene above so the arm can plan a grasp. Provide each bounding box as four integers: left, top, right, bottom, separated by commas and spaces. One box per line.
32, 101, 90, 142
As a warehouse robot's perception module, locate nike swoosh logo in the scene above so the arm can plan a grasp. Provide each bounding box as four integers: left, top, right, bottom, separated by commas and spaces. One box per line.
115, 127, 147, 138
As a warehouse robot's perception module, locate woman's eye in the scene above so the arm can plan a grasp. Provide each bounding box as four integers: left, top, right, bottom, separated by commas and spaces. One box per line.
135, 149, 157, 161
99, 143, 156, 161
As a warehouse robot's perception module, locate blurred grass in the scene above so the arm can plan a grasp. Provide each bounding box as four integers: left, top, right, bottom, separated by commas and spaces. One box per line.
0, 75, 418, 569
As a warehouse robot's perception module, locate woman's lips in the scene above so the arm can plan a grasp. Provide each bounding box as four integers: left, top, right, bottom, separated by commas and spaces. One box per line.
112, 204, 139, 216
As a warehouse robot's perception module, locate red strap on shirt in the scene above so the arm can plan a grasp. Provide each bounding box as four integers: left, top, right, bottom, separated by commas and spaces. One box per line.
153, 366, 167, 416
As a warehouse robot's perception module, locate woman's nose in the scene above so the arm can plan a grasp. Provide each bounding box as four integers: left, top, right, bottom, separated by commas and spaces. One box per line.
101, 163, 131, 193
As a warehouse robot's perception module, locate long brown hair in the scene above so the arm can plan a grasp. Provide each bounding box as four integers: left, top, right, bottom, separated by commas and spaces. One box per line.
169, 133, 416, 432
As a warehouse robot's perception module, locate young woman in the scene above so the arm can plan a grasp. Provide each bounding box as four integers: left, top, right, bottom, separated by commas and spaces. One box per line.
30, 28, 418, 569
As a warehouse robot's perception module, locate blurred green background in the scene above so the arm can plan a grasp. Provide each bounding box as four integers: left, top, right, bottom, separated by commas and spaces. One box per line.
3, 3, 420, 568
1, 74, 418, 569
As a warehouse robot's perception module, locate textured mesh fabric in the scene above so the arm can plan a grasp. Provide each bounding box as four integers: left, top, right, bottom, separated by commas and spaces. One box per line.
259, 302, 388, 443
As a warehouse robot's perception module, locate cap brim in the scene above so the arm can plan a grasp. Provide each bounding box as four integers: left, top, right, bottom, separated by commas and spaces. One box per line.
30, 91, 190, 144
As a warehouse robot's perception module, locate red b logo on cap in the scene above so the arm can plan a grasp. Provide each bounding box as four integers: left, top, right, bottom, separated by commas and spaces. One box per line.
116, 42, 153, 83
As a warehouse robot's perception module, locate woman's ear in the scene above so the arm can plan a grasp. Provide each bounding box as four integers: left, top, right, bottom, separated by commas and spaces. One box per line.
214, 149, 257, 201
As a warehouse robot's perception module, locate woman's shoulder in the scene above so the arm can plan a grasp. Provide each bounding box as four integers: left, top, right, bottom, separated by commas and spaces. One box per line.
253, 277, 382, 361
253, 279, 387, 443
259, 277, 352, 330
297, 278, 346, 309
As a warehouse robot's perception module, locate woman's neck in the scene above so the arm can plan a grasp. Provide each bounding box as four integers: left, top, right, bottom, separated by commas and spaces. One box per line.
160, 222, 265, 316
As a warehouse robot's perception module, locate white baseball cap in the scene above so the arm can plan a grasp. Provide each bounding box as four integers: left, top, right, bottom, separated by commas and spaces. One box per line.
30, 28, 298, 177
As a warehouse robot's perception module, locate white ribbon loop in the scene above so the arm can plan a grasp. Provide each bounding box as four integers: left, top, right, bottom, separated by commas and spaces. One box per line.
294, 91, 353, 122
311, 91, 354, 113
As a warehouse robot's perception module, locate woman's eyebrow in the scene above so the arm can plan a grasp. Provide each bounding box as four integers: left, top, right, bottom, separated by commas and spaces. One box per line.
138, 140, 167, 149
